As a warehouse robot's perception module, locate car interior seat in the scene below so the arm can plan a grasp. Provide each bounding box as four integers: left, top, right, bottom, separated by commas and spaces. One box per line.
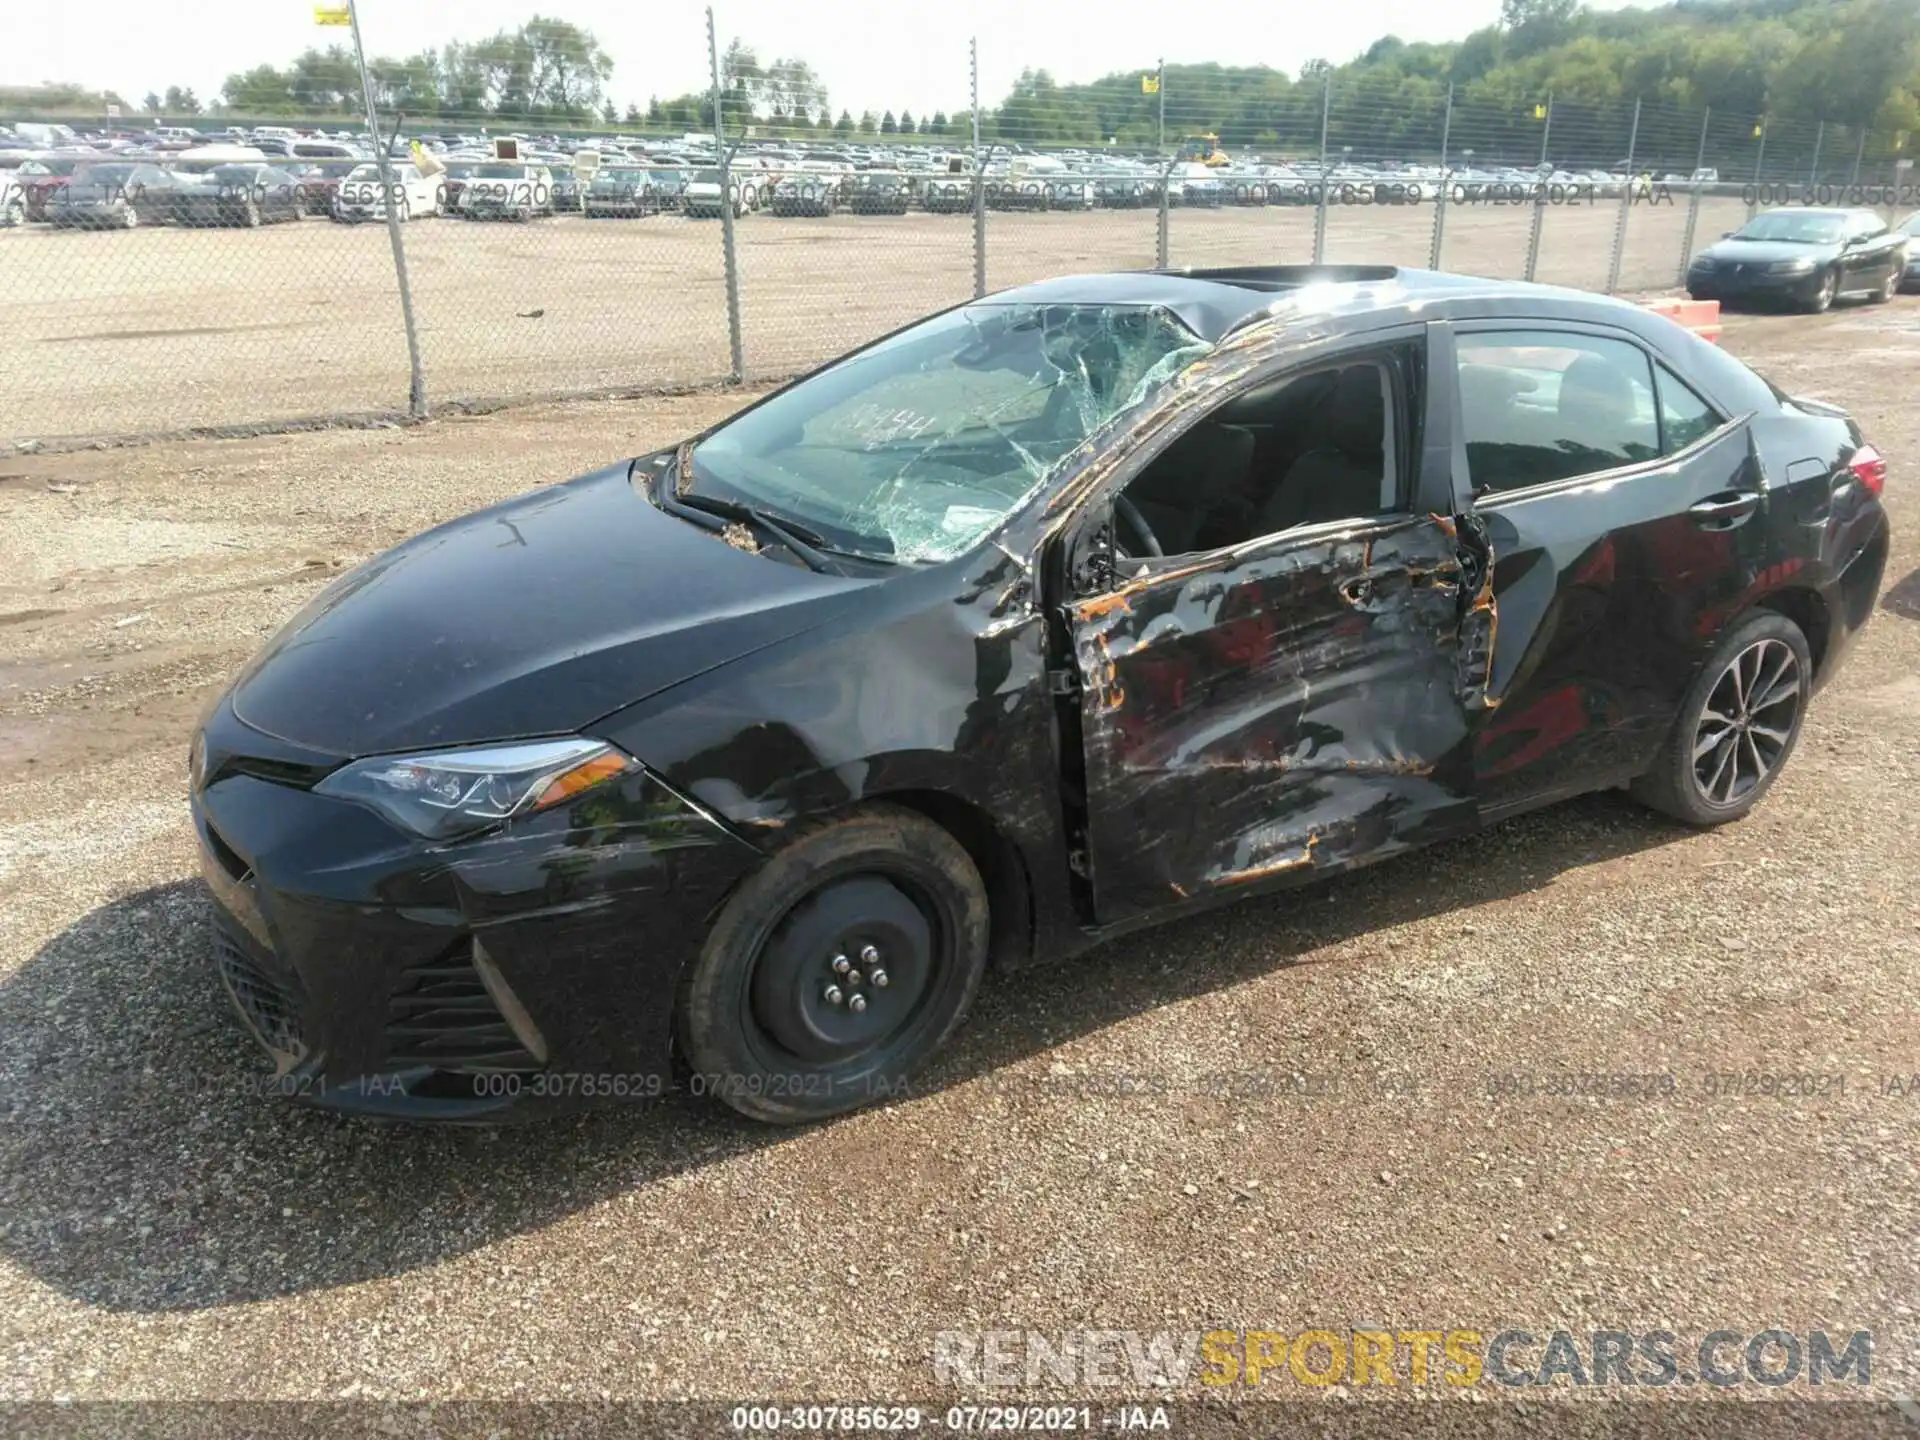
1254, 365, 1387, 533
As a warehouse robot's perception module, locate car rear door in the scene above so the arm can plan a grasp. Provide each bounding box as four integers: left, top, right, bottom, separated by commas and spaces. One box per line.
1444, 319, 1770, 814
1057, 327, 1490, 926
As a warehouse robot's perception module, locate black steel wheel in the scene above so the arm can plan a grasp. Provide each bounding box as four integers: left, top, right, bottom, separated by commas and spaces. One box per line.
677, 803, 989, 1124
1630, 609, 1811, 826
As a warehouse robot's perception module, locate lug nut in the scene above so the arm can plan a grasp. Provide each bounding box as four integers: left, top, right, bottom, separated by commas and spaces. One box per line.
860, 944, 880, 966
849, 994, 868, 1013
847, 970, 863, 987
831, 954, 851, 975
823, 984, 844, 1006
871, 968, 889, 988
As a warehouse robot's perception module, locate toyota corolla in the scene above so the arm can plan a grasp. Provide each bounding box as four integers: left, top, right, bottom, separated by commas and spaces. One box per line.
190, 266, 1891, 1124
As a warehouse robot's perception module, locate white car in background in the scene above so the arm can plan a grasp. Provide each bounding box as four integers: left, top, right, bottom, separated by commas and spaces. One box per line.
331, 162, 443, 223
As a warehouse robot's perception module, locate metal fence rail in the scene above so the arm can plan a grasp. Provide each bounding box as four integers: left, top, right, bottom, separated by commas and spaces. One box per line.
2, 12, 1914, 448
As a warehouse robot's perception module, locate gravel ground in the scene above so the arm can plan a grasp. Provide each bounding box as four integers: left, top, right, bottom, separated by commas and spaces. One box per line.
0, 192, 1777, 447
0, 303, 1916, 1420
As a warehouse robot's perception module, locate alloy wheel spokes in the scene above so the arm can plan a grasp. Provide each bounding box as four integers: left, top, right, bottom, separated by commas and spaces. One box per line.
1692, 638, 1801, 807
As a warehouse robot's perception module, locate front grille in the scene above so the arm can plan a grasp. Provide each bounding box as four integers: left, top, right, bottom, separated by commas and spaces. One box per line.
212, 924, 304, 1058
386, 947, 541, 1074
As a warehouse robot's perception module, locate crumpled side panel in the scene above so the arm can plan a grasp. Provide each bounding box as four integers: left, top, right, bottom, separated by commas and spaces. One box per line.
1067, 515, 1479, 920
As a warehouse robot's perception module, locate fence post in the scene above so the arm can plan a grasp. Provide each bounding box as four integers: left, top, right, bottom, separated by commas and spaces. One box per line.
1807, 120, 1824, 188
347, 0, 426, 418
1312, 75, 1330, 264
1523, 93, 1553, 282
971, 38, 986, 299
1429, 83, 1453, 271
1677, 107, 1710, 287
1747, 118, 1767, 219
1155, 58, 1169, 269
1605, 98, 1640, 295
708, 7, 745, 383
1849, 129, 1866, 186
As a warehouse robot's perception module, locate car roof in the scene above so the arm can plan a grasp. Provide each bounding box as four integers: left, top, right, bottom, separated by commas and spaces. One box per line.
976, 266, 1667, 345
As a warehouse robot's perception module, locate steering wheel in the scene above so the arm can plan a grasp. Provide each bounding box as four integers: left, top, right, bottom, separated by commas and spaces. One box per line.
1113, 494, 1164, 559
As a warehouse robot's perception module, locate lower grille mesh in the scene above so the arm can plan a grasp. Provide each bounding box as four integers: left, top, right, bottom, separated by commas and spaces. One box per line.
212, 925, 304, 1057
386, 947, 540, 1073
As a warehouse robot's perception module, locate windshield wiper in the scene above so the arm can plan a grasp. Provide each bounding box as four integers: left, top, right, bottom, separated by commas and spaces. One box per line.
662, 453, 845, 575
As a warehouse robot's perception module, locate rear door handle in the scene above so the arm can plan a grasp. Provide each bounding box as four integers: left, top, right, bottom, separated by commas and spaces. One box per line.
1687, 491, 1761, 530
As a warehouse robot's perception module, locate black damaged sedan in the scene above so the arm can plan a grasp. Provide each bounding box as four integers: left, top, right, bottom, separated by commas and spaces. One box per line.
193, 266, 1891, 1123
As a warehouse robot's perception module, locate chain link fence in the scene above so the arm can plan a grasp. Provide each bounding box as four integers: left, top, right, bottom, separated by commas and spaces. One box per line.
3, 16, 1915, 449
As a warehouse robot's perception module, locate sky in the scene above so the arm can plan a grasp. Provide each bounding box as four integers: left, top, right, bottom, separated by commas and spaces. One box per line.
5, 0, 1658, 120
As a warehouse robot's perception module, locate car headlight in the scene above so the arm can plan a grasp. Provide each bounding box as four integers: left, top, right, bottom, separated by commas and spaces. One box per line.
315, 737, 637, 841
1769, 258, 1818, 274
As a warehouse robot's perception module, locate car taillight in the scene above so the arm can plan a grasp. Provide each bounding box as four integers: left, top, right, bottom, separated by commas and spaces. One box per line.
1848, 444, 1887, 499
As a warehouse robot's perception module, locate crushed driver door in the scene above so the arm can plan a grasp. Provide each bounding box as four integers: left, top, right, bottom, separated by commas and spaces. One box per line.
1059, 328, 1492, 926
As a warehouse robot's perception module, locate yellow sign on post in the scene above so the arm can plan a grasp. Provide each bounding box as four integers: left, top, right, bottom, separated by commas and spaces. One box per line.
1532, 103, 1547, 120
314, 4, 351, 25
1141, 74, 1160, 95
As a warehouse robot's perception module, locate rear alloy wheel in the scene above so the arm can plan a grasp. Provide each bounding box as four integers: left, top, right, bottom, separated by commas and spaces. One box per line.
1871, 266, 1898, 304
677, 803, 989, 1124
1630, 610, 1811, 826
1806, 267, 1838, 313
243, 199, 261, 228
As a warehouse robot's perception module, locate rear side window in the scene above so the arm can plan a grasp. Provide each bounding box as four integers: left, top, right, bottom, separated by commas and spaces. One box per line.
1655, 364, 1722, 452
1456, 331, 1659, 495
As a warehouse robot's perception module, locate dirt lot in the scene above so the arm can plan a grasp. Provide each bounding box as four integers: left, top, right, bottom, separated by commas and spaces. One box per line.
0, 192, 1772, 447
0, 302, 1917, 1420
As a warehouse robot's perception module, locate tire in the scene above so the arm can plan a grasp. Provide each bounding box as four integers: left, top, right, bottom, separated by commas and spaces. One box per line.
676, 803, 990, 1124
1629, 609, 1812, 827
1805, 266, 1838, 313
121, 206, 139, 229
3, 200, 21, 228
243, 199, 261, 228
397, 197, 410, 223
1870, 266, 1898, 304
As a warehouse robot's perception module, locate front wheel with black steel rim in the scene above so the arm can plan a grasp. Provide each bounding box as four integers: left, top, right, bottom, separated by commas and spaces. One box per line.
1630, 610, 1812, 826
677, 803, 990, 1124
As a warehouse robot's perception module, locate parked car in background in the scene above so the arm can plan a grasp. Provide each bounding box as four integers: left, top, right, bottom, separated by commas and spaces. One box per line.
1898, 211, 1920, 292
47, 162, 178, 228
682, 166, 747, 218
1686, 207, 1906, 311
333, 161, 443, 222
172, 164, 305, 227
293, 159, 359, 216
0, 170, 23, 227
769, 173, 841, 216
847, 171, 911, 215
582, 167, 663, 218
16, 153, 91, 221
455, 162, 554, 221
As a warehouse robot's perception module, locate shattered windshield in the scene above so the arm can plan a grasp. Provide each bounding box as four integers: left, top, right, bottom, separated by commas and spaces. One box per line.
687, 302, 1210, 564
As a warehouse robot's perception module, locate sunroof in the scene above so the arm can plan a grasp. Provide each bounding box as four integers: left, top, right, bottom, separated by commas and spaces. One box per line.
1172, 264, 1401, 292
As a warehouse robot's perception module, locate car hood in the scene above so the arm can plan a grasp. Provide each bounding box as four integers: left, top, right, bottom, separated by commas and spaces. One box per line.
230, 463, 867, 758
1699, 238, 1837, 264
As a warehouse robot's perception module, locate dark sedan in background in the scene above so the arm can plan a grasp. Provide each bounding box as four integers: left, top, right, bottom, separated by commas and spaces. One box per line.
47, 162, 178, 227
189, 267, 1889, 1126
171, 164, 305, 227
1687, 207, 1907, 311
1900, 210, 1920, 292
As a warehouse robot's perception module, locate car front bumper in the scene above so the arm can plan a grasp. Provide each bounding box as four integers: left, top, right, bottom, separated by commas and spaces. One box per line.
190, 700, 765, 1120
1687, 265, 1829, 303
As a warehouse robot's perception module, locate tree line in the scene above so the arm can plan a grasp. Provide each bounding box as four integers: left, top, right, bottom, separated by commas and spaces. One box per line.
6, 0, 1915, 160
